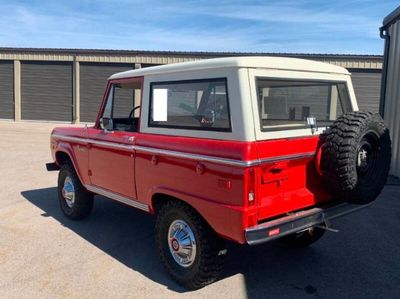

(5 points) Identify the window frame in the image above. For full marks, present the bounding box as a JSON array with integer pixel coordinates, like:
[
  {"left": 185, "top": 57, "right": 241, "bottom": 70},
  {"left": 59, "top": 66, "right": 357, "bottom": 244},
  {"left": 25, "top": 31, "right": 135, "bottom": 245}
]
[
  {"left": 255, "top": 77, "right": 352, "bottom": 132},
  {"left": 148, "top": 77, "right": 232, "bottom": 132},
  {"left": 95, "top": 77, "right": 144, "bottom": 131},
  {"left": 110, "top": 83, "right": 138, "bottom": 119}
]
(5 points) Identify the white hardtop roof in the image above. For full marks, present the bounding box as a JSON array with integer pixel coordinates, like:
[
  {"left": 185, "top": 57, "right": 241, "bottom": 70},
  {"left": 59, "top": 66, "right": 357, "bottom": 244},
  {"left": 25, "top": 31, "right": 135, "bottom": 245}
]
[{"left": 109, "top": 56, "right": 350, "bottom": 80}]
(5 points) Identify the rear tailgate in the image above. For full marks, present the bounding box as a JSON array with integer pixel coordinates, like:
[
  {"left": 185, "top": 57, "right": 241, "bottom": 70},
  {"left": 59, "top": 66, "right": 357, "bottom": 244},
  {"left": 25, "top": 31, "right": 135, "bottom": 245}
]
[{"left": 255, "top": 136, "right": 334, "bottom": 221}]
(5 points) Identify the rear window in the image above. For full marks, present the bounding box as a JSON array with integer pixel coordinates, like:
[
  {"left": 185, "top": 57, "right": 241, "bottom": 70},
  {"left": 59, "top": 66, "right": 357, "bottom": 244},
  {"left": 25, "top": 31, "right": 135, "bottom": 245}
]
[
  {"left": 149, "top": 78, "right": 231, "bottom": 131},
  {"left": 256, "top": 79, "right": 352, "bottom": 131}
]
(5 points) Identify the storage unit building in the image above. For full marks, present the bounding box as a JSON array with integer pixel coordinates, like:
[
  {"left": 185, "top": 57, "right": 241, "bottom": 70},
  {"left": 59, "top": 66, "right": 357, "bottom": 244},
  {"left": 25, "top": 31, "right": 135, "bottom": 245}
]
[
  {"left": 0, "top": 61, "right": 14, "bottom": 119},
  {"left": 0, "top": 48, "right": 383, "bottom": 125},
  {"left": 21, "top": 61, "right": 73, "bottom": 122},
  {"left": 80, "top": 63, "right": 135, "bottom": 122},
  {"left": 380, "top": 6, "right": 400, "bottom": 177},
  {"left": 348, "top": 69, "right": 382, "bottom": 112}
]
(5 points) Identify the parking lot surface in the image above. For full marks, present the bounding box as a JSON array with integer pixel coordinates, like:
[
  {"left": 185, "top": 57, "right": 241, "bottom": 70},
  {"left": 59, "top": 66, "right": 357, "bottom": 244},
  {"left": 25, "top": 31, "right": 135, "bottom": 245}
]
[{"left": 1, "top": 121, "right": 399, "bottom": 299}]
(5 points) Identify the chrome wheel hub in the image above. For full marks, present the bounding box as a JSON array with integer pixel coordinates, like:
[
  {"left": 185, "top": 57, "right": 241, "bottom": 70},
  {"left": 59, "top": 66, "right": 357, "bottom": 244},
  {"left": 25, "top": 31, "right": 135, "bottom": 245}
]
[
  {"left": 357, "top": 148, "right": 368, "bottom": 169},
  {"left": 62, "top": 176, "right": 75, "bottom": 208},
  {"left": 167, "top": 220, "right": 196, "bottom": 267},
  {"left": 356, "top": 132, "right": 379, "bottom": 179}
]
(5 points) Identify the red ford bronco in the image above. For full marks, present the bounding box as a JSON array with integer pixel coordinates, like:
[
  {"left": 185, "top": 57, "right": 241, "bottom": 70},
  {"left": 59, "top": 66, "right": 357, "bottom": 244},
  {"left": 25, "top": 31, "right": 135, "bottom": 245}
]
[{"left": 47, "top": 57, "right": 391, "bottom": 289}]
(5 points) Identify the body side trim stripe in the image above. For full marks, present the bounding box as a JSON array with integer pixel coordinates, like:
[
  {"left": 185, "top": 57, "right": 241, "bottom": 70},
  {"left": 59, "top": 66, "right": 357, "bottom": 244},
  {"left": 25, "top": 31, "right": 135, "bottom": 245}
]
[
  {"left": 53, "top": 134, "right": 134, "bottom": 151},
  {"left": 133, "top": 145, "right": 251, "bottom": 166},
  {"left": 52, "top": 134, "right": 315, "bottom": 167},
  {"left": 87, "top": 139, "right": 133, "bottom": 151},
  {"left": 258, "top": 152, "right": 315, "bottom": 164},
  {"left": 85, "top": 184, "right": 149, "bottom": 212}
]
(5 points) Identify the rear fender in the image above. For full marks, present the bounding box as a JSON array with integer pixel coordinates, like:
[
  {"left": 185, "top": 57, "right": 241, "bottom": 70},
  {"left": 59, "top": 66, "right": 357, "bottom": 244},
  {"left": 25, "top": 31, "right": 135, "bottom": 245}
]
[{"left": 148, "top": 186, "right": 241, "bottom": 242}]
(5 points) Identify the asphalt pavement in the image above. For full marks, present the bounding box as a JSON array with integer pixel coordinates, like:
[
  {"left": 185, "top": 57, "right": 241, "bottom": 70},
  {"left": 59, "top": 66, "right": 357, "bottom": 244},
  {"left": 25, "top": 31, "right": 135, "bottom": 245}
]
[{"left": 1, "top": 121, "right": 399, "bottom": 299}]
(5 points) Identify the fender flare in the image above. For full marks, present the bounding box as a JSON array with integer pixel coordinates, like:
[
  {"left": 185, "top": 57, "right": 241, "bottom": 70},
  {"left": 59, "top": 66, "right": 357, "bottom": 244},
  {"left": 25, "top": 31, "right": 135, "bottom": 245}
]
[
  {"left": 54, "top": 143, "right": 86, "bottom": 185},
  {"left": 147, "top": 186, "right": 236, "bottom": 241}
]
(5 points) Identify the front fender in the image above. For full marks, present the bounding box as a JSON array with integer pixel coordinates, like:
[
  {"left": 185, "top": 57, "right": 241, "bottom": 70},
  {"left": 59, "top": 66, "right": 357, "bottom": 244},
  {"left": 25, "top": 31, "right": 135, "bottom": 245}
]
[{"left": 54, "top": 142, "right": 88, "bottom": 186}]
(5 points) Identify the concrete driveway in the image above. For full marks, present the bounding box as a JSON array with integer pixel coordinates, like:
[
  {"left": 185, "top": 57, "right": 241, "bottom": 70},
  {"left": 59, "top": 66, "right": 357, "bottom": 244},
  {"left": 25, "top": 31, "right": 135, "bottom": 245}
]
[{"left": 1, "top": 121, "right": 399, "bottom": 299}]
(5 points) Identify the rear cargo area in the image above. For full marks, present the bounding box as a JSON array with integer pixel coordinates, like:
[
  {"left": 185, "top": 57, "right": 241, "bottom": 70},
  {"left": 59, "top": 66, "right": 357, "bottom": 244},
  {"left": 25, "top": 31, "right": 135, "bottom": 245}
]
[{"left": 254, "top": 136, "right": 335, "bottom": 221}]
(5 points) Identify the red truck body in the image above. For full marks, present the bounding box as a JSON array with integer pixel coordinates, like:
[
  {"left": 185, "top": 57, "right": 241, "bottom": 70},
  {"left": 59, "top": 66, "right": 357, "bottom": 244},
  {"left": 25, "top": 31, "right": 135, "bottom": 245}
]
[
  {"left": 48, "top": 57, "right": 390, "bottom": 289},
  {"left": 51, "top": 92, "right": 332, "bottom": 244}
]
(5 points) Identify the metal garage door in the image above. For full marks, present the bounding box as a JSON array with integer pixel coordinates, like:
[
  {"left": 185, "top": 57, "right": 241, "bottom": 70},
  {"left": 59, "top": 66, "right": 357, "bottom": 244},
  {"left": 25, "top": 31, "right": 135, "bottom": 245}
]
[
  {"left": 21, "top": 61, "right": 72, "bottom": 121},
  {"left": 0, "top": 61, "right": 14, "bottom": 119},
  {"left": 349, "top": 70, "right": 382, "bottom": 113},
  {"left": 80, "top": 63, "right": 134, "bottom": 122}
]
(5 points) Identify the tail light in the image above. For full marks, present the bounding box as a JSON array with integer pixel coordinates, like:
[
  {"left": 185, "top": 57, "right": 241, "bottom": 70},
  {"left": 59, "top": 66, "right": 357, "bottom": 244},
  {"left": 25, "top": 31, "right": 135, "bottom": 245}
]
[{"left": 246, "top": 168, "right": 256, "bottom": 206}]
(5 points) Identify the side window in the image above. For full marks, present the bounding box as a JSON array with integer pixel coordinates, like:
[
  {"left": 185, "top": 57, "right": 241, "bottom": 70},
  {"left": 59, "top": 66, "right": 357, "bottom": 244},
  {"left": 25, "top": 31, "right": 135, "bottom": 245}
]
[
  {"left": 103, "top": 87, "right": 114, "bottom": 119},
  {"left": 149, "top": 78, "right": 231, "bottom": 131},
  {"left": 112, "top": 85, "right": 135, "bottom": 118},
  {"left": 101, "top": 80, "right": 142, "bottom": 132},
  {"left": 256, "top": 79, "right": 352, "bottom": 131}
]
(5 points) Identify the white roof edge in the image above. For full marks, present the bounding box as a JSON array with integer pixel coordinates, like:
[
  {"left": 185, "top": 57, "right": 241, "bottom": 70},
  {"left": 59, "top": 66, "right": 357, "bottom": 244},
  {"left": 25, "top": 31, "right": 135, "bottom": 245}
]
[{"left": 109, "top": 56, "right": 350, "bottom": 80}]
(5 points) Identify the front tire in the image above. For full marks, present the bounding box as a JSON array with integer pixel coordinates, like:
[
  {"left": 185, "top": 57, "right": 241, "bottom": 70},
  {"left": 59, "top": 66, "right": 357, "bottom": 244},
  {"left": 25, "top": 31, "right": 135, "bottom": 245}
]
[
  {"left": 58, "top": 164, "right": 94, "bottom": 220},
  {"left": 155, "top": 201, "right": 226, "bottom": 290}
]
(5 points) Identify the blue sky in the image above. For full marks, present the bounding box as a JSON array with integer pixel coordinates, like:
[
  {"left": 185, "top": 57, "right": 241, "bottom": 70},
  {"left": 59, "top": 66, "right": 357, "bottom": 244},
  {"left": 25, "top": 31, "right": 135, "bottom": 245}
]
[{"left": 0, "top": 0, "right": 398, "bottom": 54}]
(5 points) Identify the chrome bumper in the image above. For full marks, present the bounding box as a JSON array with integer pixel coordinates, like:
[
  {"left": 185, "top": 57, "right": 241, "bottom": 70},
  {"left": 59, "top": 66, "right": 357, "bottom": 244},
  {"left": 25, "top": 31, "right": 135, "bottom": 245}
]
[{"left": 245, "top": 202, "right": 372, "bottom": 245}]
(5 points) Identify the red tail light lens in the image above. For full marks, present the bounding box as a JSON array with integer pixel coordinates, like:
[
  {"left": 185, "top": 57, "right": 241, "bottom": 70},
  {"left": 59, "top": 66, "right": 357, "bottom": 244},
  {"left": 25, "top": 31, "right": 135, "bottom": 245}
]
[{"left": 246, "top": 168, "right": 256, "bottom": 206}]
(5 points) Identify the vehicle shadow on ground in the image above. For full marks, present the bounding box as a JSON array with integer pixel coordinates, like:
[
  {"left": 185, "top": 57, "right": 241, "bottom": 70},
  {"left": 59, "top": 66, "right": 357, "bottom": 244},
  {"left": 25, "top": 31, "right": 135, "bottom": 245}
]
[{"left": 22, "top": 186, "right": 400, "bottom": 297}]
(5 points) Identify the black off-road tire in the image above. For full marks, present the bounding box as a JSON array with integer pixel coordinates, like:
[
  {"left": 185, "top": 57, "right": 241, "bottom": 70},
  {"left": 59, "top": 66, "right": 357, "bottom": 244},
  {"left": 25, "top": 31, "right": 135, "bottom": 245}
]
[
  {"left": 320, "top": 111, "right": 391, "bottom": 204},
  {"left": 279, "top": 227, "right": 325, "bottom": 248},
  {"left": 155, "top": 201, "right": 227, "bottom": 290},
  {"left": 58, "top": 164, "right": 94, "bottom": 220}
]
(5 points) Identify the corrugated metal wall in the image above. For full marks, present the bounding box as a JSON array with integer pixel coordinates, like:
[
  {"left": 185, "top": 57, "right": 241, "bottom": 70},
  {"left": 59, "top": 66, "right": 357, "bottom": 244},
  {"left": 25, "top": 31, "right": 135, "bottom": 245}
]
[
  {"left": 0, "top": 61, "right": 14, "bottom": 119},
  {"left": 383, "top": 20, "right": 400, "bottom": 177},
  {"left": 21, "top": 61, "right": 72, "bottom": 121},
  {"left": 80, "top": 63, "right": 134, "bottom": 122},
  {"left": 349, "top": 70, "right": 382, "bottom": 112}
]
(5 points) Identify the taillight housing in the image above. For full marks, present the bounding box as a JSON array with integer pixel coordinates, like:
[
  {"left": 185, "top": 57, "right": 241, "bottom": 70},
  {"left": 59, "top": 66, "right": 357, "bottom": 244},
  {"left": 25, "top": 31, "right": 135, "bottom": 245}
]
[{"left": 245, "top": 168, "right": 256, "bottom": 206}]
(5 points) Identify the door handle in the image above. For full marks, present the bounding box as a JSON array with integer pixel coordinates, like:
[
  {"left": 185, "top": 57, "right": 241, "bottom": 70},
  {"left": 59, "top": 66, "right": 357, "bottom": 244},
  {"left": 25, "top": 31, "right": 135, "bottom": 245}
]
[
  {"left": 269, "top": 162, "right": 288, "bottom": 173},
  {"left": 262, "top": 162, "right": 288, "bottom": 184},
  {"left": 270, "top": 167, "right": 283, "bottom": 174}
]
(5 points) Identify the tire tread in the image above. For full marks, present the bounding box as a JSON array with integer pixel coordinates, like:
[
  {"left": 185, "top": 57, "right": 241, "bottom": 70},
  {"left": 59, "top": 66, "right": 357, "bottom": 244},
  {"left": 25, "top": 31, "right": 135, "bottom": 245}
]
[
  {"left": 58, "top": 164, "right": 94, "bottom": 220},
  {"left": 320, "top": 111, "right": 391, "bottom": 204},
  {"left": 155, "top": 201, "right": 226, "bottom": 290}
]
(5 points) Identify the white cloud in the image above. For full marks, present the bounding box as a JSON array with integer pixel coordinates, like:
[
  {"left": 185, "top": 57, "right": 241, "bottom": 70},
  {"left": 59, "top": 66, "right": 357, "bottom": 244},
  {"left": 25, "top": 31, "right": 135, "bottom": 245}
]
[
  {"left": 0, "top": 1, "right": 390, "bottom": 54},
  {"left": 15, "top": 7, "right": 39, "bottom": 28}
]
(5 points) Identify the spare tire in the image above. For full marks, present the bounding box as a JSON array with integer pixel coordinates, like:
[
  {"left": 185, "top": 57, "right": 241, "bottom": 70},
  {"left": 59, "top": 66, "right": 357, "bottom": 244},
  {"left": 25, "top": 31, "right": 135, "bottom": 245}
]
[{"left": 320, "top": 111, "right": 391, "bottom": 204}]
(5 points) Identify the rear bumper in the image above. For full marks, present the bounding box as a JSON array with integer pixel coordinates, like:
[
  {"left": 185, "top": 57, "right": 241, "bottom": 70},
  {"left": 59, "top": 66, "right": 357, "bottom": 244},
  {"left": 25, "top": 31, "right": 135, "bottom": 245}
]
[{"left": 245, "top": 202, "right": 372, "bottom": 245}]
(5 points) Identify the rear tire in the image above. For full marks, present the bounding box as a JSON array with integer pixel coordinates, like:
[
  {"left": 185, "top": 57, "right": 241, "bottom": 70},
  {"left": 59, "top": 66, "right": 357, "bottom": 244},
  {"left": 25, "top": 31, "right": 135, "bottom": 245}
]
[
  {"left": 58, "top": 164, "right": 94, "bottom": 220},
  {"left": 155, "top": 201, "right": 226, "bottom": 290},
  {"left": 320, "top": 112, "right": 391, "bottom": 204},
  {"left": 279, "top": 227, "right": 325, "bottom": 248}
]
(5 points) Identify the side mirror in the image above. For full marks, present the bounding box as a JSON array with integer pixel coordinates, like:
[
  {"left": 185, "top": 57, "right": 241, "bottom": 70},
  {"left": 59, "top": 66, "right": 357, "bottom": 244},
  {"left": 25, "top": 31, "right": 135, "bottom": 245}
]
[{"left": 99, "top": 117, "right": 113, "bottom": 132}]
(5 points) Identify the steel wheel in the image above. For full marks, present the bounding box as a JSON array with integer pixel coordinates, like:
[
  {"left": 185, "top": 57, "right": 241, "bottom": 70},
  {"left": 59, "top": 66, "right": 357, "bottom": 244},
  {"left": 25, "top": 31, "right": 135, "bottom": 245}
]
[
  {"left": 168, "top": 219, "right": 197, "bottom": 267},
  {"left": 155, "top": 201, "right": 226, "bottom": 289},
  {"left": 356, "top": 131, "right": 379, "bottom": 184},
  {"left": 58, "top": 164, "right": 94, "bottom": 220},
  {"left": 62, "top": 176, "right": 75, "bottom": 208},
  {"left": 320, "top": 111, "right": 391, "bottom": 204}
]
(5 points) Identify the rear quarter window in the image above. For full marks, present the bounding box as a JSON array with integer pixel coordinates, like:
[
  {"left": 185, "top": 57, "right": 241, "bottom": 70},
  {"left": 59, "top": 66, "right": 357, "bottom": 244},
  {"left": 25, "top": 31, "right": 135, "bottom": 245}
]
[
  {"left": 149, "top": 78, "right": 231, "bottom": 132},
  {"left": 256, "top": 78, "right": 352, "bottom": 131}
]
